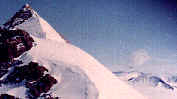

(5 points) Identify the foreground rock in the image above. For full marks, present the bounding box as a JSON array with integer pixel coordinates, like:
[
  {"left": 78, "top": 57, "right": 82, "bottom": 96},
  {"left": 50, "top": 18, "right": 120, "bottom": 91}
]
[
  {"left": 4, "top": 62, "right": 48, "bottom": 84},
  {"left": 0, "top": 28, "right": 34, "bottom": 62},
  {"left": 26, "top": 74, "right": 57, "bottom": 98},
  {"left": 0, "top": 28, "right": 58, "bottom": 98},
  {"left": 0, "top": 94, "right": 19, "bottom": 99}
]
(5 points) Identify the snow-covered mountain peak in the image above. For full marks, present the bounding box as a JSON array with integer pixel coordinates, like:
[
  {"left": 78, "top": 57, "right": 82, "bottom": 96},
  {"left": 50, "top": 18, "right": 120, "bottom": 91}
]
[
  {"left": 22, "top": 3, "right": 31, "bottom": 9},
  {"left": 3, "top": 4, "right": 35, "bottom": 29},
  {"left": 0, "top": 5, "right": 149, "bottom": 99},
  {"left": 21, "top": 3, "right": 32, "bottom": 12},
  {"left": 3, "top": 4, "right": 66, "bottom": 43}
]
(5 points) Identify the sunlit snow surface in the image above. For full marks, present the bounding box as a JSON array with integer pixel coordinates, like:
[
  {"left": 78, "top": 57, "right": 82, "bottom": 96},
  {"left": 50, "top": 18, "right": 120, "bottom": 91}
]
[
  {"left": 22, "top": 38, "right": 147, "bottom": 99},
  {"left": 13, "top": 9, "right": 66, "bottom": 43}
]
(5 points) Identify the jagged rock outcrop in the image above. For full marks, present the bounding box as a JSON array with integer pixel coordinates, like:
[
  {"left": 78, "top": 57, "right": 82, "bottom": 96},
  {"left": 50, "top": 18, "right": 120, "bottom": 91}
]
[
  {"left": 2, "top": 62, "right": 58, "bottom": 98},
  {"left": 0, "top": 25, "right": 58, "bottom": 98},
  {"left": 0, "top": 28, "right": 34, "bottom": 62},
  {"left": 26, "top": 74, "right": 57, "bottom": 98},
  {"left": 0, "top": 94, "right": 19, "bottom": 99},
  {"left": 4, "top": 62, "right": 48, "bottom": 84}
]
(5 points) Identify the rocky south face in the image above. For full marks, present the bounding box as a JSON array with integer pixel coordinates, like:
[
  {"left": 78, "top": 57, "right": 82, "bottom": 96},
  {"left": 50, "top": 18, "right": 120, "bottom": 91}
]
[{"left": 0, "top": 27, "right": 58, "bottom": 99}]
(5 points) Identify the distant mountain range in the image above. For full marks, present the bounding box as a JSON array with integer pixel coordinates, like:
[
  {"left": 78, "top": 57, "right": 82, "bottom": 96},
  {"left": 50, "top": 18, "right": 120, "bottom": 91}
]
[{"left": 113, "top": 70, "right": 177, "bottom": 99}]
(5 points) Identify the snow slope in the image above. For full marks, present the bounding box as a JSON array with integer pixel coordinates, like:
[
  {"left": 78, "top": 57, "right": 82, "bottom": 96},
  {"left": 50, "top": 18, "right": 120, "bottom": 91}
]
[
  {"left": 26, "top": 39, "right": 148, "bottom": 99},
  {"left": 1, "top": 4, "right": 148, "bottom": 99}
]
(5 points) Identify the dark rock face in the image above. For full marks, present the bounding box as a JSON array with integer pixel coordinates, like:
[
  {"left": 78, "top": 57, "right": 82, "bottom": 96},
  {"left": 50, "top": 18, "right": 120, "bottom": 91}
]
[
  {"left": 0, "top": 27, "right": 58, "bottom": 98},
  {"left": 4, "top": 62, "right": 48, "bottom": 84},
  {"left": 3, "top": 62, "right": 58, "bottom": 98},
  {"left": 0, "top": 94, "right": 19, "bottom": 99},
  {"left": 0, "top": 28, "right": 34, "bottom": 83},
  {"left": 26, "top": 74, "right": 57, "bottom": 98},
  {"left": 2, "top": 61, "right": 58, "bottom": 98},
  {"left": 0, "top": 28, "right": 34, "bottom": 62},
  {"left": 0, "top": 70, "right": 8, "bottom": 78},
  {"left": 0, "top": 61, "right": 15, "bottom": 78},
  {"left": 0, "top": 60, "right": 23, "bottom": 79}
]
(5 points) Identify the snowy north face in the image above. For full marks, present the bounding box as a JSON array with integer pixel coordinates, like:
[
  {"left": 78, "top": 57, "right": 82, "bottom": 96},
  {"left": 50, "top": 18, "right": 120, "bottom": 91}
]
[{"left": 0, "top": 4, "right": 148, "bottom": 99}]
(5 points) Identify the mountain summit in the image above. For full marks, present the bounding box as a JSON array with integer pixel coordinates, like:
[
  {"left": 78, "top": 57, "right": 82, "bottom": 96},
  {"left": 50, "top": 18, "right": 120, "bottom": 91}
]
[
  {"left": 4, "top": 4, "right": 34, "bottom": 29},
  {"left": 3, "top": 4, "right": 66, "bottom": 43},
  {"left": 0, "top": 4, "right": 148, "bottom": 99}
]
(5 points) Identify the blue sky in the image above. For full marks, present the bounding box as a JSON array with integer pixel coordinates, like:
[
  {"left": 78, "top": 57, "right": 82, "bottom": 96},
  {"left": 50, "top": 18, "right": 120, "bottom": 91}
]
[{"left": 1, "top": 0, "right": 177, "bottom": 74}]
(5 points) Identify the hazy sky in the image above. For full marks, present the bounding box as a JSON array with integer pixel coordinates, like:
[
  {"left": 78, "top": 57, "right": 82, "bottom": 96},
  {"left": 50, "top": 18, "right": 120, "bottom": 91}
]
[{"left": 1, "top": 0, "right": 177, "bottom": 74}]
